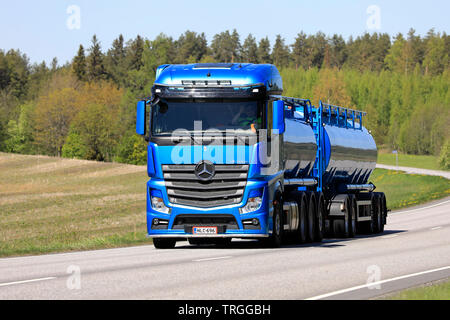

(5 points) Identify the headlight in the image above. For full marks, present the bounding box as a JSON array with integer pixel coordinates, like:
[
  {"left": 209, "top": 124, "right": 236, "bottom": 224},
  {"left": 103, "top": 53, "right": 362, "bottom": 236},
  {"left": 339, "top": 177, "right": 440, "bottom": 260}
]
[
  {"left": 151, "top": 196, "right": 171, "bottom": 214},
  {"left": 239, "top": 197, "right": 262, "bottom": 214}
]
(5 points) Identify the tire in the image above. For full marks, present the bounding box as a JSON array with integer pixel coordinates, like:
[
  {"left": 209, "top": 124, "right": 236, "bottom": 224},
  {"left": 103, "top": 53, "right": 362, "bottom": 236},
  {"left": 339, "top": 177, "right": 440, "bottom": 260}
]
[
  {"left": 348, "top": 194, "right": 357, "bottom": 238},
  {"left": 266, "top": 194, "right": 283, "bottom": 248},
  {"left": 374, "top": 195, "right": 383, "bottom": 233},
  {"left": 367, "top": 194, "right": 377, "bottom": 234},
  {"left": 295, "top": 191, "right": 307, "bottom": 243},
  {"left": 286, "top": 191, "right": 307, "bottom": 244},
  {"left": 153, "top": 238, "right": 176, "bottom": 249},
  {"left": 358, "top": 193, "right": 375, "bottom": 234},
  {"left": 306, "top": 192, "right": 316, "bottom": 242},
  {"left": 314, "top": 193, "right": 325, "bottom": 242},
  {"left": 375, "top": 192, "right": 386, "bottom": 232},
  {"left": 333, "top": 196, "right": 350, "bottom": 238}
]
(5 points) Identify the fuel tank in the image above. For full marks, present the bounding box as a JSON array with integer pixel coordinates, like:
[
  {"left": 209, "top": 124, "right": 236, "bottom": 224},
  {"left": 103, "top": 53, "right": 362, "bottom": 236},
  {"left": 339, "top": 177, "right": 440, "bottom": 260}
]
[
  {"left": 283, "top": 118, "right": 318, "bottom": 178},
  {"left": 283, "top": 117, "right": 377, "bottom": 186},
  {"left": 322, "top": 124, "right": 377, "bottom": 186}
]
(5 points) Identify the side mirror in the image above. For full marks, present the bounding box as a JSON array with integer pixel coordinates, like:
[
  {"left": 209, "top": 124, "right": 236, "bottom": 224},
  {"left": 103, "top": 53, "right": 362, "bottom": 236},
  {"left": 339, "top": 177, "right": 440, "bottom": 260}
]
[
  {"left": 136, "top": 100, "right": 146, "bottom": 135},
  {"left": 273, "top": 100, "right": 285, "bottom": 134}
]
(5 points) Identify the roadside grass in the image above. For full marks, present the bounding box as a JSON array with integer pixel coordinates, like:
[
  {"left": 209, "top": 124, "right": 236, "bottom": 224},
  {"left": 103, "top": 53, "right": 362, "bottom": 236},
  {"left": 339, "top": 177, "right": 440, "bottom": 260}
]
[
  {"left": 0, "top": 153, "right": 449, "bottom": 257},
  {"left": 0, "top": 152, "right": 150, "bottom": 258},
  {"left": 377, "top": 152, "right": 445, "bottom": 171},
  {"left": 370, "top": 169, "right": 450, "bottom": 210},
  {"left": 383, "top": 279, "right": 450, "bottom": 300}
]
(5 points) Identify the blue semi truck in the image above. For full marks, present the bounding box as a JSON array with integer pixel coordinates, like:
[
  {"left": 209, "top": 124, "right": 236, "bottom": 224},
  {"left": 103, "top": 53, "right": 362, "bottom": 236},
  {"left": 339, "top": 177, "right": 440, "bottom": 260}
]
[{"left": 136, "top": 63, "right": 387, "bottom": 248}]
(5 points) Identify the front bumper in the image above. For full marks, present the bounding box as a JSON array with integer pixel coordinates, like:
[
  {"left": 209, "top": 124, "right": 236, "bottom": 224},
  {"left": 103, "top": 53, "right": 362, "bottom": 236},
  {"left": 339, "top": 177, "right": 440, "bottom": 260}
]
[
  {"left": 146, "top": 179, "right": 270, "bottom": 238},
  {"left": 150, "top": 234, "right": 268, "bottom": 238}
]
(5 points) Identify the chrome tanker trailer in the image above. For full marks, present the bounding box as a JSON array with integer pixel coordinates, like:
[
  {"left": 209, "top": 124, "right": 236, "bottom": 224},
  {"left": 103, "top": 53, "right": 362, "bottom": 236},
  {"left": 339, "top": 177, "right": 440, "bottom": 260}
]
[{"left": 135, "top": 63, "right": 387, "bottom": 248}]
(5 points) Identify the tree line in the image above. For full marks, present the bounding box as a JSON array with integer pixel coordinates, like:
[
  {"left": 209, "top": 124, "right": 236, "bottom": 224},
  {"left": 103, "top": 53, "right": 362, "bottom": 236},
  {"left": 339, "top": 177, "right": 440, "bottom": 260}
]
[{"left": 0, "top": 29, "right": 448, "bottom": 168}]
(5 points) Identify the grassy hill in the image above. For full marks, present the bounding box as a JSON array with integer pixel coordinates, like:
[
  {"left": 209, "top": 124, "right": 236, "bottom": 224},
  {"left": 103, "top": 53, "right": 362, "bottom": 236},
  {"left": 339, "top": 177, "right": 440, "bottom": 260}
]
[
  {"left": 0, "top": 152, "right": 150, "bottom": 257},
  {"left": 377, "top": 152, "right": 446, "bottom": 171},
  {"left": 0, "top": 153, "right": 449, "bottom": 257}
]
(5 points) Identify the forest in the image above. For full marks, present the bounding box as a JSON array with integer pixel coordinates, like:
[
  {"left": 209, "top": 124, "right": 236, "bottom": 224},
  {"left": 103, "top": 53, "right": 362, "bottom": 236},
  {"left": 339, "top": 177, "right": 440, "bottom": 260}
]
[{"left": 0, "top": 29, "right": 448, "bottom": 168}]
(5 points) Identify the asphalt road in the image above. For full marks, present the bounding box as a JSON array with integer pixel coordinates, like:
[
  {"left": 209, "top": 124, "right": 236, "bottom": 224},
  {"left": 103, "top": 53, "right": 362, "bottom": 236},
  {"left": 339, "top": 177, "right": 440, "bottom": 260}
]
[
  {"left": 376, "top": 164, "right": 450, "bottom": 179},
  {"left": 0, "top": 197, "right": 449, "bottom": 300}
]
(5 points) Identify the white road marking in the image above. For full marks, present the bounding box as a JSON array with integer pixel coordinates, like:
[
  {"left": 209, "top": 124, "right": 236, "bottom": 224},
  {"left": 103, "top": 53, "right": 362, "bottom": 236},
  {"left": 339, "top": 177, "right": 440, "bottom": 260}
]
[
  {"left": 393, "top": 200, "right": 450, "bottom": 215},
  {"left": 305, "top": 265, "right": 450, "bottom": 300},
  {"left": 193, "top": 256, "right": 232, "bottom": 262},
  {"left": 0, "top": 277, "right": 57, "bottom": 287},
  {"left": 431, "top": 226, "right": 443, "bottom": 230}
]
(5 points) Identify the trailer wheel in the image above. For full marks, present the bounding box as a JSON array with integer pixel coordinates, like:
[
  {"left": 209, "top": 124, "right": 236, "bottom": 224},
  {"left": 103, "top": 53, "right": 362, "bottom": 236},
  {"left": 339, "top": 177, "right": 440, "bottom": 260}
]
[
  {"left": 357, "top": 193, "right": 376, "bottom": 234},
  {"left": 348, "top": 194, "right": 357, "bottom": 238},
  {"left": 288, "top": 191, "right": 307, "bottom": 243},
  {"left": 306, "top": 192, "right": 317, "bottom": 242},
  {"left": 381, "top": 193, "right": 387, "bottom": 225},
  {"left": 374, "top": 194, "right": 383, "bottom": 233},
  {"left": 153, "top": 238, "right": 176, "bottom": 249},
  {"left": 314, "top": 193, "right": 325, "bottom": 242},
  {"left": 374, "top": 192, "right": 387, "bottom": 231},
  {"left": 333, "top": 196, "right": 350, "bottom": 238}
]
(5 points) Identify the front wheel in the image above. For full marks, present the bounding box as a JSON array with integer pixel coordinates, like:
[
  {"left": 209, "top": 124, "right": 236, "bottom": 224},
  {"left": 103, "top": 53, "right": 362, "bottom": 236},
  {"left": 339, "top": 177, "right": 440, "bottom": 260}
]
[
  {"left": 153, "top": 238, "right": 176, "bottom": 249},
  {"left": 266, "top": 198, "right": 283, "bottom": 248}
]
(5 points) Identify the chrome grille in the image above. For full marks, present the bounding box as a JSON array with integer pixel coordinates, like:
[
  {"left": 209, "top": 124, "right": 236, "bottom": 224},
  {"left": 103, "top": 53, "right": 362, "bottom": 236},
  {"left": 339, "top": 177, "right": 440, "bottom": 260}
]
[{"left": 162, "top": 164, "right": 249, "bottom": 208}]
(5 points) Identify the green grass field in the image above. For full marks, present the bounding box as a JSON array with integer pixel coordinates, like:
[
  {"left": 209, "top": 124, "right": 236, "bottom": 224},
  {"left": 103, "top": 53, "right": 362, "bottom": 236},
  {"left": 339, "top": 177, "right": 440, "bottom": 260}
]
[
  {"left": 370, "top": 169, "right": 449, "bottom": 209},
  {"left": 0, "top": 152, "right": 151, "bottom": 257},
  {"left": 377, "top": 152, "right": 445, "bottom": 171},
  {"left": 0, "top": 152, "right": 449, "bottom": 257},
  {"left": 383, "top": 279, "right": 450, "bottom": 300}
]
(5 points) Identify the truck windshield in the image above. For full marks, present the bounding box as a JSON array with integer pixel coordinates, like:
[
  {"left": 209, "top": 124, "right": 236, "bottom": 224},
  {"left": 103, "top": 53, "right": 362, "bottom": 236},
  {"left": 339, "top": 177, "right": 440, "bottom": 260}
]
[{"left": 151, "top": 99, "right": 263, "bottom": 136}]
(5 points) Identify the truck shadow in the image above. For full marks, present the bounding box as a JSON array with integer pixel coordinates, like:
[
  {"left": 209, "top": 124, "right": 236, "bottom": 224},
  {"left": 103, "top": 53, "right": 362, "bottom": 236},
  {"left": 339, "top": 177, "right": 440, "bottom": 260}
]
[{"left": 174, "top": 229, "right": 406, "bottom": 250}]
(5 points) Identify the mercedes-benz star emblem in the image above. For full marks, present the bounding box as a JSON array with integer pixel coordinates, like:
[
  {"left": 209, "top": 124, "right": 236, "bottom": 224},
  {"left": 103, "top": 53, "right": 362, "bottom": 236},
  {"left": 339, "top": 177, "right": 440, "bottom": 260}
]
[{"left": 194, "top": 160, "right": 215, "bottom": 181}]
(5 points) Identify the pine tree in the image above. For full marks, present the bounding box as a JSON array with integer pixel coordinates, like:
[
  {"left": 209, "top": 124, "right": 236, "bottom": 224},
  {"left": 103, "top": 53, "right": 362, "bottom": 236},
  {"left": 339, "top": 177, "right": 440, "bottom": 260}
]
[
  {"left": 73, "top": 45, "right": 86, "bottom": 81},
  {"left": 327, "top": 34, "right": 347, "bottom": 68},
  {"left": 242, "top": 34, "right": 258, "bottom": 63},
  {"left": 175, "top": 31, "right": 208, "bottom": 63},
  {"left": 106, "top": 34, "right": 127, "bottom": 85},
  {"left": 87, "top": 35, "right": 106, "bottom": 81},
  {"left": 51, "top": 57, "right": 58, "bottom": 71},
  {"left": 127, "top": 35, "right": 144, "bottom": 70},
  {"left": 211, "top": 30, "right": 241, "bottom": 63},
  {"left": 384, "top": 33, "right": 407, "bottom": 74},
  {"left": 230, "top": 30, "right": 241, "bottom": 62},
  {"left": 291, "top": 32, "right": 308, "bottom": 69},
  {"left": 304, "top": 32, "right": 327, "bottom": 69},
  {"left": 257, "top": 37, "right": 272, "bottom": 64},
  {"left": 423, "top": 30, "right": 448, "bottom": 75},
  {"left": 272, "top": 35, "right": 290, "bottom": 68}
]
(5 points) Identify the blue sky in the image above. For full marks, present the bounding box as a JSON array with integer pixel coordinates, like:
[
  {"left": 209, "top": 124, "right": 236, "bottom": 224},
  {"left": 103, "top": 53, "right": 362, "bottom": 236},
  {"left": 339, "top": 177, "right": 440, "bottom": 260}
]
[{"left": 1, "top": 0, "right": 449, "bottom": 65}]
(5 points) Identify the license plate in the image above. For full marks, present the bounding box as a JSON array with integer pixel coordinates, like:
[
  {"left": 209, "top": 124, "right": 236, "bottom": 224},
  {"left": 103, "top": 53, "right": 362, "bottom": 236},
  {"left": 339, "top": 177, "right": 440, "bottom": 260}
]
[{"left": 192, "top": 226, "right": 218, "bottom": 235}]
